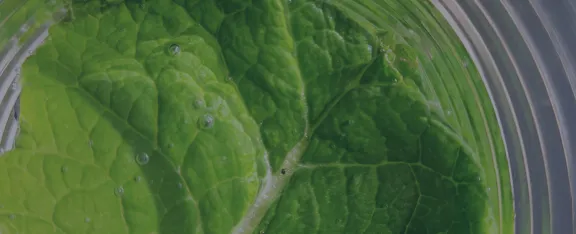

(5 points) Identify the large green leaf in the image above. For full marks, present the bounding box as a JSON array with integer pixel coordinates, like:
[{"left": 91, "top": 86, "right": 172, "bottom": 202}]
[{"left": 0, "top": 0, "right": 507, "bottom": 233}]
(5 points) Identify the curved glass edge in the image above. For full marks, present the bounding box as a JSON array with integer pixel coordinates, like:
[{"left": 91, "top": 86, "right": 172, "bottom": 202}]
[
  {"left": 432, "top": 0, "right": 576, "bottom": 233},
  {"left": 0, "top": 0, "right": 66, "bottom": 152}
]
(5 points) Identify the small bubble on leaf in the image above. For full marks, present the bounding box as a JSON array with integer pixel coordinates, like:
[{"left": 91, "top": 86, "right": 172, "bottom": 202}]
[
  {"left": 178, "top": 183, "right": 183, "bottom": 189},
  {"left": 84, "top": 217, "right": 91, "bottom": 223},
  {"left": 135, "top": 152, "right": 150, "bottom": 165},
  {"left": 168, "top": 44, "right": 181, "bottom": 56},
  {"left": 198, "top": 114, "right": 215, "bottom": 129},
  {"left": 135, "top": 176, "right": 141, "bottom": 182},
  {"left": 8, "top": 214, "right": 15, "bottom": 220},
  {"left": 114, "top": 186, "right": 125, "bottom": 197},
  {"left": 61, "top": 166, "right": 68, "bottom": 173},
  {"left": 193, "top": 99, "right": 205, "bottom": 109}
]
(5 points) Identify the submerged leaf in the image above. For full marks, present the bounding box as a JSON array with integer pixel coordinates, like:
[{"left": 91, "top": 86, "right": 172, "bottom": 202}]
[{"left": 0, "top": 0, "right": 509, "bottom": 233}]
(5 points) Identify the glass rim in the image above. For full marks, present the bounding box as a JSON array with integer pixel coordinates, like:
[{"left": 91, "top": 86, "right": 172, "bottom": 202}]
[{"left": 433, "top": 0, "right": 576, "bottom": 233}]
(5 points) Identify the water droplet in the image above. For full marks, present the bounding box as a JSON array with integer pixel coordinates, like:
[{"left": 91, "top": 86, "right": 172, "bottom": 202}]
[
  {"left": 198, "top": 114, "right": 215, "bottom": 129},
  {"left": 84, "top": 217, "right": 91, "bottom": 223},
  {"left": 10, "top": 81, "right": 18, "bottom": 90},
  {"left": 487, "top": 187, "right": 491, "bottom": 192},
  {"left": 193, "top": 99, "right": 205, "bottom": 109},
  {"left": 168, "top": 44, "right": 181, "bottom": 56},
  {"left": 19, "top": 25, "right": 29, "bottom": 33},
  {"left": 114, "top": 186, "right": 125, "bottom": 197},
  {"left": 61, "top": 166, "right": 68, "bottom": 173},
  {"left": 463, "top": 61, "right": 468, "bottom": 68},
  {"left": 135, "top": 152, "right": 150, "bottom": 165},
  {"left": 367, "top": 45, "right": 373, "bottom": 54},
  {"left": 89, "top": 140, "right": 93, "bottom": 147},
  {"left": 178, "top": 183, "right": 183, "bottom": 189},
  {"left": 447, "top": 110, "right": 453, "bottom": 116},
  {"left": 135, "top": 176, "right": 141, "bottom": 182},
  {"left": 393, "top": 78, "right": 398, "bottom": 83},
  {"left": 477, "top": 176, "right": 481, "bottom": 181},
  {"left": 8, "top": 214, "right": 15, "bottom": 220}
]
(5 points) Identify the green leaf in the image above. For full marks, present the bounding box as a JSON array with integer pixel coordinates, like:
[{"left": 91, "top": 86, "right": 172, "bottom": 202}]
[{"left": 0, "top": 0, "right": 509, "bottom": 233}]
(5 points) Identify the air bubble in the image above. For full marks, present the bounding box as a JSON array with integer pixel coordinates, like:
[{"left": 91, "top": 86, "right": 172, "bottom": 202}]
[
  {"left": 84, "top": 217, "right": 91, "bottom": 223},
  {"left": 10, "top": 81, "right": 18, "bottom": 90},
  {"left": 168, "top": 44, "right": 181, "bottom": 56},
  {"left": 135, "top": 176, "right": 142, "bottom": 182},
  {"left": 198, "top": 114, "right": 215, "bottom": 129},
  {"left": 193, "top": 99, "right": 205, "bottom": 109},
  {"left": 135, "top": 152, "right": 150, "bottom": 165},
  {"left": 178, "top": 183, "right": 183, "bottom": 189},
  {"left": 61, "top": 166, "right": 68, "bottom": 173},
  {"left": 8, "top": 214, "right": 15, "bottom": 220},
  {"left": 114, "top": 186, "right": 125, "bottom": 197}
]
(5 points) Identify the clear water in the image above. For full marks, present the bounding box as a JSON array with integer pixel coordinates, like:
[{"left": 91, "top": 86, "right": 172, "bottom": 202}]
[{"left": 0, "top": 0, "right": 512, "bottom": 233}]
